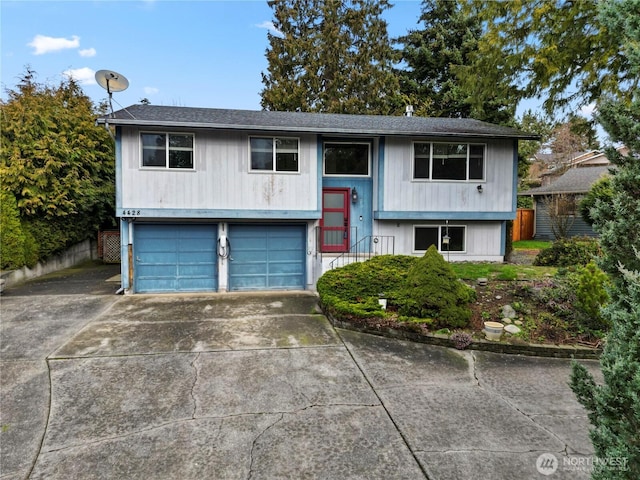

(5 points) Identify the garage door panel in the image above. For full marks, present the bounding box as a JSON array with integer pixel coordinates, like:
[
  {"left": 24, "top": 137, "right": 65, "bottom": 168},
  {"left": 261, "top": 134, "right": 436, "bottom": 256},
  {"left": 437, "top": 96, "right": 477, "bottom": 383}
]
[
  {"left": 269, "top": 275, "right": 302, "bottom": 288},
  {"left": 232, "top": 263, "right": 268, "bottom": 275},
  {"left": 229, "top": 225, "right": 305, "bottom": 291},
  {"left": 134, "top": 224, "right": 217, "bottom": 293},
  {"left": 270, "top": 262, "right": 304, "bottom": 274}
]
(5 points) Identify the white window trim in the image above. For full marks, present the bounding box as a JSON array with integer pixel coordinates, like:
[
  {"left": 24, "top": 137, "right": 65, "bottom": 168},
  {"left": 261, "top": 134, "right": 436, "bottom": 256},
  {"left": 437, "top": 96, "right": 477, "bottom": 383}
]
[
  {"left": 249, "top": 136, "right": 301, "bottom": 174},
  {"left": 411, "top": 141, "right": 485, "bottom": 182},
  {"left": 140, "top": 131, "right": 195, "bottom": 170},
  {"left": 323, "top": 141, "right": 372, "bottom": 177},
  {"left": 413, "top": 224, "right": 467, "bottom": 254}
]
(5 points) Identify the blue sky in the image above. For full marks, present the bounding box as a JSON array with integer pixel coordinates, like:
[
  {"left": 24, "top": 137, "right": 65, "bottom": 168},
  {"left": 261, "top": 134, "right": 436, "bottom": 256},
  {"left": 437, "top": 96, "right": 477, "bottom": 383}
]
[{"left": 2, "top": 0, "right": 431, "bottom": 112}]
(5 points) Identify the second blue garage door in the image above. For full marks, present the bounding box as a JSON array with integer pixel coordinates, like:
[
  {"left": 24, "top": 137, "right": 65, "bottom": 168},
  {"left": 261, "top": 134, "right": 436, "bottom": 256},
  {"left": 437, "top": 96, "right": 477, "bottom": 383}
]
[{"left": 228, "top": 224, "right": 306, "bottom": 291}]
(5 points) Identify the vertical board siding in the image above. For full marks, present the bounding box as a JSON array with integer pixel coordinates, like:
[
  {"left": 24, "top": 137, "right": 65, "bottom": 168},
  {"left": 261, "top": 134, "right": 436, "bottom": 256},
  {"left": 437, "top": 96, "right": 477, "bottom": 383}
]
[
  {"left": 534, "top": 200, "right": 597, "bottom": 240},
  {"left": 121, "top": 128, "right": 318, "bottom": 212},
  {"left": 381, "top": 137, "right": 515, "bottom": 214}
]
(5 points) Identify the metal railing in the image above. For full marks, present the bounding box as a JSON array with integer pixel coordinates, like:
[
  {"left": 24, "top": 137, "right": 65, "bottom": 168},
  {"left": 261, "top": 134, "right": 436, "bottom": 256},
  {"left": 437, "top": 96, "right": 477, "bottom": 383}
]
[{"left": 328, "top": 235, "right": 395, "bottom": 270}]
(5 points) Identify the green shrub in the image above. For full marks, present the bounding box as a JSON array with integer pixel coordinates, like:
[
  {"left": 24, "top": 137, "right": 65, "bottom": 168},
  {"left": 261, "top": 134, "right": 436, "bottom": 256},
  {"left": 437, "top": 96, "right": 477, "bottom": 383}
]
[
  {"left": 22, "top": 214, "right": 98, "bottom": 261},
  {"left": 395, "top": 246, "right": 476, "bottom": 329},
  {"left": 532, "top": 267, "right": 610, "bottom": 337},
  {"left": 0, "top": 190, "right": 26, "bottom": 270},
  {"left": 21, "top": 225, "right": 39, "bottom": 268},
  {"left": 316, "top": 255, "right": 416, "bottom": 318},
  {"left": 574, "top": 261, "right": 610, "bottom": 332},
  {"left": 533, "top": 237, "right": 601, "bottom": 267}
]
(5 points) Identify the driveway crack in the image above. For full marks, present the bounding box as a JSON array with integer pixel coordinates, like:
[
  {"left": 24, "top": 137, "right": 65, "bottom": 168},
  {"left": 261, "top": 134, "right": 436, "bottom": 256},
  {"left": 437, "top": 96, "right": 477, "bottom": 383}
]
[
  {"left": 26, "top": 358, "right": 53, "bottom": 479},
  {"left": 190, "top": 353, "right": 201, "bottom": 419},
  {"left": 247, "top": 413, "right": 284, "bottom": 480}
]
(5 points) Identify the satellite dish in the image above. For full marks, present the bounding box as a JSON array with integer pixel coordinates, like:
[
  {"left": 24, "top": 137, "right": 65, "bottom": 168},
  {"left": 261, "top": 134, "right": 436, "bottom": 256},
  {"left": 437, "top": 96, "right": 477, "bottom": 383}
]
[{"left": 95, "top": 70, "right": 129, "bottom": 93}]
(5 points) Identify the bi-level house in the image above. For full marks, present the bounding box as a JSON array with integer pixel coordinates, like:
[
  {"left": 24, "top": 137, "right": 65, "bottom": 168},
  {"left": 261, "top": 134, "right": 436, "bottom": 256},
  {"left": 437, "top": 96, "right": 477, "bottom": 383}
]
[{"left": 99, "top": 105, "right": 536, "bottom": 294}]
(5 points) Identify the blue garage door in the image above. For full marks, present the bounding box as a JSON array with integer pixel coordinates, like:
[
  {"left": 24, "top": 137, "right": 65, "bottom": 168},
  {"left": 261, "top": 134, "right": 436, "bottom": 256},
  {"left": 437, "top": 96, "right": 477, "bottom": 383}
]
[
  {"left": 134, "top": 224, "right": 217, "bottom": 293},
  {"left": 229, "top": 225, "right": 306, "bottom": 291}
]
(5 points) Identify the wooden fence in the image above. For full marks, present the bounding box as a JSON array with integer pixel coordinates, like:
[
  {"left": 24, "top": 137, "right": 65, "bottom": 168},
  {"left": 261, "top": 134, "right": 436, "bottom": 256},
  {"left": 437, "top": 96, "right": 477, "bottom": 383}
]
[{"left": 513, "top": 209, "right": 535, "bottom": 241}]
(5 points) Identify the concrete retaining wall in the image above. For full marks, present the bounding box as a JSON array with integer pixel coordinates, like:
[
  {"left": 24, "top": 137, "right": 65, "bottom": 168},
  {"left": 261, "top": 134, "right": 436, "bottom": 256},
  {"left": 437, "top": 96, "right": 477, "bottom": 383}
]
[{"left": 1, "top": 239, "right": 99, "bottom": 288}]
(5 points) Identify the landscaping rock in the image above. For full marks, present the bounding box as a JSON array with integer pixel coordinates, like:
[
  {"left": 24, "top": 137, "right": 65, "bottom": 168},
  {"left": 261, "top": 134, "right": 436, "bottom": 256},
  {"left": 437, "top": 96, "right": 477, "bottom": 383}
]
[
  {"left": 515, "top": 320, "right": 523, "bottom": 326},
  {"left": 504, "top": 324, "right": 521, "bottom": 335},
  {"left": 502, "top": 318, "right": 513, "bottom": 324},
  {"left": 501, "top": 305, "right": 517, "bottom": 319},
  {"left": 477, "top": 277, "right": 488, "bottom": 286}
]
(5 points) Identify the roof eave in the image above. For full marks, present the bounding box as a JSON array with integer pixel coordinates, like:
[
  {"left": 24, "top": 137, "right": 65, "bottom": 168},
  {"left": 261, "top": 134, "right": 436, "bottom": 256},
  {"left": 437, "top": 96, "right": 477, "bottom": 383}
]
[{"left": 96, "top": 117, "right": 540, "bottom": 140}]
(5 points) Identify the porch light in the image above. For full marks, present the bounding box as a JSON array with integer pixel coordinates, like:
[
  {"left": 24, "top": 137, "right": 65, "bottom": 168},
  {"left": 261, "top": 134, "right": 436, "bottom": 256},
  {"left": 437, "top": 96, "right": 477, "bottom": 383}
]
[
  {"left": 351, "top": 187, "right": 358, "bottom": 203},
  {"left": 477, "top": 185, "right": 483, "bottom": 193}
]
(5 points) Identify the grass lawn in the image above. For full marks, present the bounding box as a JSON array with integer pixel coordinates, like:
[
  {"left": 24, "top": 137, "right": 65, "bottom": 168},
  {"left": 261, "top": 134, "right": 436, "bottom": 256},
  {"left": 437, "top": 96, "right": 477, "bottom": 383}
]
[
  {"left": 450, "top": 262, "right": 556, "bottom": 281},
  {"left": 513, "top": 240, "right": 552, "bottom": 250}
]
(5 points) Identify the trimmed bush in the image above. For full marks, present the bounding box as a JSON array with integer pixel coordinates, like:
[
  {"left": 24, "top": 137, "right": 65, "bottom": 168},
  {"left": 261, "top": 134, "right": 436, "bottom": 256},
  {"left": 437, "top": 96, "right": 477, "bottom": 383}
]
[
  {"left": 316, "top": 255, "right": 415, "bottom": 318},
  {"left": 533, "top": 237, "right": 601, "bottom": 267},
  {"left": 394, "top": 246, "right": 476, "bottom": 329}
]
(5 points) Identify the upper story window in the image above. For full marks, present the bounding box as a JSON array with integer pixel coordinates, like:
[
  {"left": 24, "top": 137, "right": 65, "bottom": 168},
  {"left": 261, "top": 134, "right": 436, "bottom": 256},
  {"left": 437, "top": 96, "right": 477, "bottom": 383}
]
[
  {"left": 250, "top": 137, "right": 299, "bottom": 172},
  {"left": 141, "top": 133, "right": 194, "bottom": 169},
  {"left": 413, "top": 142, "right": 484, "bottom": 181},
  {"left": 324, "top": 143, "right": 370, "bottom": 176}
]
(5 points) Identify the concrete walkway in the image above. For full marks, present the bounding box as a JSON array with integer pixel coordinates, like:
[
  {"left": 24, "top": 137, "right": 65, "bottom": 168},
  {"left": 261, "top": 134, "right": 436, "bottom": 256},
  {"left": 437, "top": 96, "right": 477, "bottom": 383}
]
[{"left": 1, "top": 264, "right": 601, "bottom": 479}]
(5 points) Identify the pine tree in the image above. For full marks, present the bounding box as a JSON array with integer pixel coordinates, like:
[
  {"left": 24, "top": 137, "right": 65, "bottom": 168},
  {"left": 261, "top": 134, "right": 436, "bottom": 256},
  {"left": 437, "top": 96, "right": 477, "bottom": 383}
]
[
  {"left": 397, "top": 0, "right": 514, "bottom": 124},
  {"left": 569, "top": 2, "right": 640, "bottom": 475},
  {"left": 261, "top": 0, "right": 401, "bottom": 115},
  {"left": 569, "top": 125, "right": 640, "bottom": 474}
]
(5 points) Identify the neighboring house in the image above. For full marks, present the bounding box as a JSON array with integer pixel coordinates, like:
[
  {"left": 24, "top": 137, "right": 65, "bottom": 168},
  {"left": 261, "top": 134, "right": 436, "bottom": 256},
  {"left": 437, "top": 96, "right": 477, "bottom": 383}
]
[
  {"left": 535, "top": 150, "right": 611, "bottom": 186},
  {"left": 519, "top": 165, "right": 612, "bottom": 240},
  {"left": 99, "top": 105, "right": 536, "bottom": 293}
]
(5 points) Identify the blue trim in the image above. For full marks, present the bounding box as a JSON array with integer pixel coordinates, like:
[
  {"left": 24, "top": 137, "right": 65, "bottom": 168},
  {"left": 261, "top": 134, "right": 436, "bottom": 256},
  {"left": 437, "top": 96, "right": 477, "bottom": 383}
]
[
  {"left": 500, "top": 221, "right": 506, "bottom": 255},
  {"left": 317, "top": 135, "right": 324, "bottom": 211},
  {"left": 115, "top": 127, "right": 122, "bottom": 209},
  {"left": 377, "top": 137, "right": 385, "bottom": 211},
  {"left": 374, "top": 211, "right": 516, "bottom": 221},
  {"left": 512, "top": 139, "right": 519, "bottom": 212},
  {"left": 119, "top": 208, "right": 321, "bottom": 219}
]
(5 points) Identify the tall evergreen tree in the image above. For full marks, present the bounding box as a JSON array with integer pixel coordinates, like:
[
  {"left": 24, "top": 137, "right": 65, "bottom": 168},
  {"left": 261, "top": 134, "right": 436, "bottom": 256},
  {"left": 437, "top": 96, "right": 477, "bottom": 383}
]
[
  {"left": 459, "top": 0, "right": 634, "bottom": 116},
  {"left": 261, "top": 0, "right": 401, "bottom": 114},
  {"left": 569, "top": 2, "right": 640, "bottom": 479},
  {"left": 0, "top": 68, "right": 115, "bottom": 261},
  {"left": 397, "top": 0, "right": 514, "bottom": 124}
]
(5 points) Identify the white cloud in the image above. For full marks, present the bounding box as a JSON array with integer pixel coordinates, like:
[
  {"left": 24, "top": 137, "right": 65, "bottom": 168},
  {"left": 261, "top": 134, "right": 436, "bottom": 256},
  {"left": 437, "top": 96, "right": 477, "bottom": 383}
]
[
  {"left": 79, "top": 48, "right": 96, "bottom": 58},
  {"left": 143, "top": 86, "right": 159, "bottom": 95},
  {"left": 28, "top": 34, "right": 80, "bottom": 55},
  {"left": 255, "top": 21, "right": 283, "bottom": 38},
  {"left": 63, "top": 67, "right": 96, "bottom": 85}
]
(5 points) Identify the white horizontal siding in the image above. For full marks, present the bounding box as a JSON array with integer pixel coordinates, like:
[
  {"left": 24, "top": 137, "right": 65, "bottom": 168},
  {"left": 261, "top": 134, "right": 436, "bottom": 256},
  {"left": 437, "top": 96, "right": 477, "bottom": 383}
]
[
  {"left": 120, "top": 128, "right": 318, "bottom": 212},
  {"left": 382, "top": 137, "right": 515, "bottom": 213}
]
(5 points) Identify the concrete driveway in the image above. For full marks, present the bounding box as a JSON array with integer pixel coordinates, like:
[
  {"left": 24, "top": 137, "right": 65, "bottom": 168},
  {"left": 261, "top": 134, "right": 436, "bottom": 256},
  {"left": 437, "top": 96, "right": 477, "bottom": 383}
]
[{"left": 1, "top": 263, "right": 602, "bottom": 479}]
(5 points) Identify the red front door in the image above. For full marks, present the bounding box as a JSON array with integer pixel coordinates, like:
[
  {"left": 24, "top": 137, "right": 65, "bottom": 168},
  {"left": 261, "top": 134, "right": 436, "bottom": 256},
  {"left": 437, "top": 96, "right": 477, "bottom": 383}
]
[{"left": 321, "top": 188, "right": 350, "bottom": 252}]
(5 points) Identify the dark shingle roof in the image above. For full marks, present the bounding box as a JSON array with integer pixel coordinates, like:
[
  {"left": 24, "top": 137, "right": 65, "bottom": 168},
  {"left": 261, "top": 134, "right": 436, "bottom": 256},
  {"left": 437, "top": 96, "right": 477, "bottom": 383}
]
[
  {"left": 520, "top": 166, "right": 612, "bottom": 196},
  {"left": 99, "top": 104, "right": 539, "bottom": 139}
]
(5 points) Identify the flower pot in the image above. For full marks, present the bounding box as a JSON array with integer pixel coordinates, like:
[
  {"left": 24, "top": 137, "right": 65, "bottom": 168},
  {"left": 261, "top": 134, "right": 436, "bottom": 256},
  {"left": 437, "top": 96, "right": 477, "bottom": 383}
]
[{"left": 483, "top": 321, "right": 504, "bottom": 341}]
